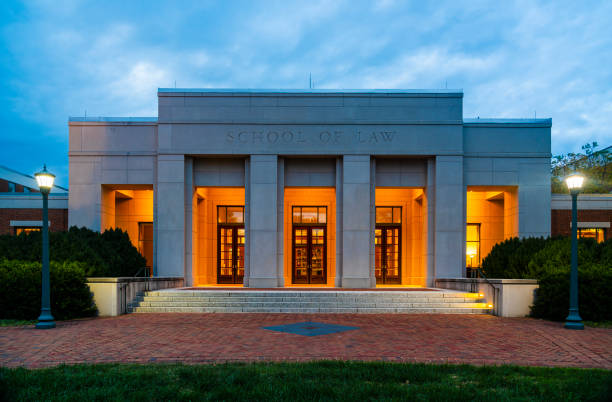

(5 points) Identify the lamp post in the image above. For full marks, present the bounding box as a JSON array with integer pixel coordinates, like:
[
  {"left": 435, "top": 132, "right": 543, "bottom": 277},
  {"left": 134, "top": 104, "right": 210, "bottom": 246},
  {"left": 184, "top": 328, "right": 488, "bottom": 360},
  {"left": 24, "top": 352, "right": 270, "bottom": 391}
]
[
  {"left": 34, "top": 165, "right": 56, "bottom": 329},
  {"left": 564, "top": 173, "right": 584, "bottom": 330}
]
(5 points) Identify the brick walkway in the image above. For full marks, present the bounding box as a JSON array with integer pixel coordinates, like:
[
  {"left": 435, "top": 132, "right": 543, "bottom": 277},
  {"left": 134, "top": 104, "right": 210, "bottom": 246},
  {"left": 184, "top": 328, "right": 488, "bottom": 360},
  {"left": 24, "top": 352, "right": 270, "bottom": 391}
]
[{"left": 1, "top": 314, "right": 611, "bottom": 369}]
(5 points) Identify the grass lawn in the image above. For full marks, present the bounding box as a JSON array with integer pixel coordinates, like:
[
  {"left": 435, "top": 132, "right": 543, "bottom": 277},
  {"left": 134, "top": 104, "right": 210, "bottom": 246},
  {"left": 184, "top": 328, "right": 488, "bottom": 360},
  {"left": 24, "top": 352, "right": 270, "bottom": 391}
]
[
  {"left": 0, "top": 319, "right": 36, "bottom": 327},
  {"left": 1, "top": 362, "right": 610, "bottom": 401},
  {"left": 584, "top": 321, "right": 612, "bottom": 328}
]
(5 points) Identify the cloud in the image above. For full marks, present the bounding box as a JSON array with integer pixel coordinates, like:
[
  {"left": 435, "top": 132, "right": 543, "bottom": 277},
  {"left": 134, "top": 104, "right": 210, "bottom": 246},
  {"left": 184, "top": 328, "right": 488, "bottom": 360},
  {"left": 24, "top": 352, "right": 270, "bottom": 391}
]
[{"left": 1, "top": 0, "right": 611, "bottom": 179}]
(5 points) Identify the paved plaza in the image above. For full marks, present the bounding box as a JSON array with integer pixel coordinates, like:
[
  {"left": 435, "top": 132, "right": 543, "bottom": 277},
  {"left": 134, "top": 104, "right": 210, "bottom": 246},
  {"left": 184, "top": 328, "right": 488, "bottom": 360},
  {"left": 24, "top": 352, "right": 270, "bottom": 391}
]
[{"left": 1, "top": 314, "right": 611, "bottom": 369}]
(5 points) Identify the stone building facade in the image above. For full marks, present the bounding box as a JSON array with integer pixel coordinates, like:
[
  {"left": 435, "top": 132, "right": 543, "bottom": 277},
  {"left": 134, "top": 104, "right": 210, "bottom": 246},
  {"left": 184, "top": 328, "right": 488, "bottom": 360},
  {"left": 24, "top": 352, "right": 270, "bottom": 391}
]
[{"left": 68, "top": 89, "right": 552, "bottom": 287}]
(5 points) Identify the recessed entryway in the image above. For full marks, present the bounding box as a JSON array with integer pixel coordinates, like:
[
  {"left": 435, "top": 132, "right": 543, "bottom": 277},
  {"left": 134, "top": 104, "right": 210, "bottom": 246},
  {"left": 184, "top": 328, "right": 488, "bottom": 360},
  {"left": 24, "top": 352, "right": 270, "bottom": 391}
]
[
  {"left": 284, "top": 188, "right": 336, "bottom": 286},
  {"left": 292, "top": 206, "right": 327, "bottom": 284},
  {"left": 192, "top": 187, "right": 245, "bottom": 286}
]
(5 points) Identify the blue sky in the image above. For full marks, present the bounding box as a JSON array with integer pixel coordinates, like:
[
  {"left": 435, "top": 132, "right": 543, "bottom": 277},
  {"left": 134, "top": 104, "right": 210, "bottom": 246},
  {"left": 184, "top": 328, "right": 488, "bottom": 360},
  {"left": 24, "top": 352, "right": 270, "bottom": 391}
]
[{"left": 1, "top": 0, "right": 611, "bottom": 187}]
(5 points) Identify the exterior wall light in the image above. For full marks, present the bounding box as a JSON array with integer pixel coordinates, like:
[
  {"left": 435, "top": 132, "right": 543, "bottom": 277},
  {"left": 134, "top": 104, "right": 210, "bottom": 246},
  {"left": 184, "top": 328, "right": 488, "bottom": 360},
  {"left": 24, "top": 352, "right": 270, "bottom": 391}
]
[
  {"left": 34, "top": 165, "right": 56, "bottom": 329},
  {"left": 564, "top": 173, "right": 584, "bottom": 330}
]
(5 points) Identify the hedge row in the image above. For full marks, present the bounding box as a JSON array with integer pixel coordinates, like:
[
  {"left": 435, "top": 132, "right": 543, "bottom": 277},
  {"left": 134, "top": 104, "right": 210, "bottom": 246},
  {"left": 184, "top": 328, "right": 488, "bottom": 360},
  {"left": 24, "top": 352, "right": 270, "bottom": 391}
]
[
  {"left": 482, "top": 236, "right": 612, "bottom": 321},
  {"left": 0, "top": 226, "right": 146, "bottom": 277},
  {"left": 0, "top": 259, "right": 97, "bottom": 320},
  {"left": 530, "top": 265, "right": 612, "bottom": 321}
]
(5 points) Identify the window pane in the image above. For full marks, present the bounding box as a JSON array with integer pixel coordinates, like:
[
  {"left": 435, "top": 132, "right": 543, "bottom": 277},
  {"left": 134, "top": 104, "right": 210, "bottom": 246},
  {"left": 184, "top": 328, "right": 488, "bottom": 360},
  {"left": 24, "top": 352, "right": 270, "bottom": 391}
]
[
  {"left": 16, "top": 227, "right": 40, "bottom": 235},
  {"left": 217, "top": 207, "right": 226, "bottom": 223},
  {"left": 227, "top": 207, "right": 244, "bottom": 223},
  {"left": 318, "top": 207, "right": 327, "bottom": 224},
  {"left": 466, "top": 242, "right": 480, "bottom": 267},
  {"left": 579, "top": 228, "right": 606, "bottom": 243},
  {"left": 302, "top": 207, "right": 318, "bottom": 223},
  {"left": 292, "top": 207, "right": 301, "bottom": 223},
  {"left": 376, "top": 207, "right": 392, "bottom": 223},
  {"left": 466, "top": 224, "right": 479, "bottom": 242},
  {"left": 393, "top": 207, "right": 401, "bottom": 223}
]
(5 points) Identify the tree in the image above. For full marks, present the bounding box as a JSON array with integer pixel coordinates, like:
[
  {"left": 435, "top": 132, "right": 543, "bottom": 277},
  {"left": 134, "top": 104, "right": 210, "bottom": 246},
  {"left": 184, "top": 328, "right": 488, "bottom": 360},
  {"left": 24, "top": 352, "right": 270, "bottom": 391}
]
[{"left": 551, "top": 142, "right": 611, "bottom": 193}]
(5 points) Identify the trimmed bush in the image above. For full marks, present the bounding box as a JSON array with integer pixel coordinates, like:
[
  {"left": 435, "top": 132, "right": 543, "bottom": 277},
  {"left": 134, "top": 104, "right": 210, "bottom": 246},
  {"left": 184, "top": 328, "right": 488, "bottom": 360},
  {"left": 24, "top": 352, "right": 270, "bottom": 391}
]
[
  {"left": 526, "top": 237, "right": 602, "bottom": 277},
  {"left": 482, "top": 236, "right": 612, "bottom": 321},
  {"left": 482, "top": 237, "right": 550, "bottom": 279},
  {"left": 0, "top": 259, "right": 97, "bottom": 320},
  {"left": 530, "top": 265, "right": 612, "bottom": 321},
  {"left": 0, "top": 226, "right": 146, "bottom": 277}
]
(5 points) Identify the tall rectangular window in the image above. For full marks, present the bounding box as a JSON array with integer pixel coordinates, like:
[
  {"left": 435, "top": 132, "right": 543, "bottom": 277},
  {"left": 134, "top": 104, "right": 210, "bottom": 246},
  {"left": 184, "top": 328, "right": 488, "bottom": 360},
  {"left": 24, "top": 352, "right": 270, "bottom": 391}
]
[{"left": 466, "top": 223, "right": 481, "bottom": 273}]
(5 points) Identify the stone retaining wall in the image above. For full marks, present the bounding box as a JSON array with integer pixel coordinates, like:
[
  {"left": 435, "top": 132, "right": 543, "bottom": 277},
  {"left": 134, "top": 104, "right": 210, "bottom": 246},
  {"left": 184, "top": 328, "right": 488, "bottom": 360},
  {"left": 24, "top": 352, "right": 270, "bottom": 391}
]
[
  {"left": 86, "top": 277, "right": 184, "bottom": 316},
  {"left": 435, "top": 278, "right": 538, "bottom": 317}
]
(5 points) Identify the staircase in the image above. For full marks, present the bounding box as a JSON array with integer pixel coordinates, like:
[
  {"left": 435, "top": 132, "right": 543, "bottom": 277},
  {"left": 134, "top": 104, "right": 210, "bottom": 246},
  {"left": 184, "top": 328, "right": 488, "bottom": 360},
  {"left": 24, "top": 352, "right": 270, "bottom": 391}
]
[{"left": 129, "top": 289, "right": 492, "bottom": 314}]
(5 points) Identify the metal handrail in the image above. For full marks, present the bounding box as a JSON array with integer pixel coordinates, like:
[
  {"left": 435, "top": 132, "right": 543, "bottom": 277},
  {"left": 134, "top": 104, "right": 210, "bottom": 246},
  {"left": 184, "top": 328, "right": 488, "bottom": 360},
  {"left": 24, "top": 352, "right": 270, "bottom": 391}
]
[
  {"left": 475, "top": 267, "right": 499, "bottom": 316},
  {"left": 132, "top": 266, "right": 147, "bottom": 277}
]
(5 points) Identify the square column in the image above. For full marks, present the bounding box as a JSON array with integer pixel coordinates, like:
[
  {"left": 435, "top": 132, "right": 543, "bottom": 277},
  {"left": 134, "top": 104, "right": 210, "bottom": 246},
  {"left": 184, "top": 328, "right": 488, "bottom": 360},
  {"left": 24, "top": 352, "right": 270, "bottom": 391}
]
[
  {"left": 434, "top": 155, "right": 464, "bottom": 278},
  {"left": 184, "top": 157, "right": 194, "bottom": 286},
  {"left": 341, "top": 155, "right": 374, "bottom": 288},
  {"left": 518, "top": 159, "right": 551, "bottom": 238},
  {"left": 276, "top": 158, "right": 285, "bottom": 287},
  {"left": 335, "top": 157, "right": 343, "bottom": 287},
  {"left": 68, "top": 156, "right": 102, "bottom": 231},
  {"left": 425, "top": 158, "right": 436, "bottom": 286},
  {"left": 247, "top": 155, "right": 279, "bottom": 287},
  {"left": 156, "top": 154, "right": 185, "bottom": 277}
]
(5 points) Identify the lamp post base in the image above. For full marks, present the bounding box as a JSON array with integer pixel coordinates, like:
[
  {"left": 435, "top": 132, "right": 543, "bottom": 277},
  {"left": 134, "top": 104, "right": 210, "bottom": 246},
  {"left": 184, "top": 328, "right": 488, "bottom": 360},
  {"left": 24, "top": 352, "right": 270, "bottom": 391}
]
[
  {"left": 564, "top": 321, "right": 584, "bottom": 330},
  {"left": 36, "top": 309, "right": 56, "bottom": 329},
  {"left": 564, "top": 310, "right": 584, "bottom": 330},
  {"left": 35, "top": 320, "right": 56, "bottom": 329}
]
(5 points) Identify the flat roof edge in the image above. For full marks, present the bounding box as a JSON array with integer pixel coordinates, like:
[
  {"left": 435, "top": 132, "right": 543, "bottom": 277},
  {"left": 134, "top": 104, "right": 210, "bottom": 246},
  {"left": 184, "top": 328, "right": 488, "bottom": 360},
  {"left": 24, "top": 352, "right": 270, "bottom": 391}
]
[
  {"left": 464, "top": 118, "right": 552, "bottom": 127},
  {"left": 69, "top": 117, "right": 158, "bottom": 123},
  {"left": 157, "top": 88, "right": 464, "bottom": 96}
]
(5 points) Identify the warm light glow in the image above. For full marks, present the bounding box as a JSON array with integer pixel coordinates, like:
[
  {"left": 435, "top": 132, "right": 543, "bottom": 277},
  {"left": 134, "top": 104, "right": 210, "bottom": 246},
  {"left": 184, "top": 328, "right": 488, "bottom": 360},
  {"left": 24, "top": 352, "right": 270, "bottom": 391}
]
[
  {"left": 466, "top": 244, "right": 478, "bottom": 257},
  {"left": 565, "top": 173, "right": 584, "bottom": 190},
  {"left": 34, "top": 165, "right": 55, "bottom": 191},
  {"left": 488, "top": 304, "right": 493, "bottom": 308},
  {"left": 479, "top": 293, "right": 484, "bottom": 298}
]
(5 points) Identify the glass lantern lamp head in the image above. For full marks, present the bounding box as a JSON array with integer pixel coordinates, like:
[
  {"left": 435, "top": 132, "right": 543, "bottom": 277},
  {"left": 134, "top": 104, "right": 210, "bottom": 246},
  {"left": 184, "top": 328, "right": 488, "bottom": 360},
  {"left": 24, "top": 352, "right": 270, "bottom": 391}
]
[
  {"left": 565, "top": 173, "right": 584, "bottom": 195},
  {"left": 34, "top": 165, "right": 55, "bottom": 194}
]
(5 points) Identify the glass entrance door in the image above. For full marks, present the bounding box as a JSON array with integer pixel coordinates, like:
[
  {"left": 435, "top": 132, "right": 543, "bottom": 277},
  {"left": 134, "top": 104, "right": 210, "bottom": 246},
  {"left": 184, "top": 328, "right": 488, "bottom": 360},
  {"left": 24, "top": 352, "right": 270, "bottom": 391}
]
[
  {"left": 293, "top": 226, "right": 326, "bottom": 284},
  {"left": 375, "top": 206, "right": 402, "bottom": 285},
  {"left": 217, "top": 226, "right": 245, "bottom": 284},
  {"left": 217, "top": 206, "right": 245, "bottom": 284}
]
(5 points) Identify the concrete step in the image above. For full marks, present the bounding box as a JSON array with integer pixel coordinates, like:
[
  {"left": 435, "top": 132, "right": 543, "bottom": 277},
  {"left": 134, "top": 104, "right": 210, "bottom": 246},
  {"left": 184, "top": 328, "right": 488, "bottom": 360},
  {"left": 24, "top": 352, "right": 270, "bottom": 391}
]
[
  {"left": 130, "top": 306, "right": 491, "bottom": 314},
  {"left": 136, "top": 301, "right": 488, "bottom": 308},
  {"left": 146, "top": 289, "right": 475, "bottom": 298},
  {"left": 129, "top": 289, "right": 492, "bottom": 314},
  {"left": 140, "top": 296, "right": 479, "bottom": 303}
]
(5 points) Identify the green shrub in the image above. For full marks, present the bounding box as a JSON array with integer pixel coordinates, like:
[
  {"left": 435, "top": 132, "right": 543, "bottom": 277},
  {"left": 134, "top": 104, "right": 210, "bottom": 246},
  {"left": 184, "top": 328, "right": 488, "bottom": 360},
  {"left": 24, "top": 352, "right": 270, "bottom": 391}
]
[
  {"left": 0, "top": 259, "right": 97, "bottom": 320},
  {"left": 527, "top": 237, "right": 602, "bottom": 277},
  {"left": 482, "top": 236, "right": 612, "bottom": 321},
  {"left": 482, "top": 237, "right": 550, "bottom": 279},
  {"left": 530, "top": 265, "right": 612, "bottom": 321},
  {"left": 528, "top": 237, "right": 612, "bottom": 321},
  {"left": 0, "top": 226, "right": 146, "bottom": 277}
]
